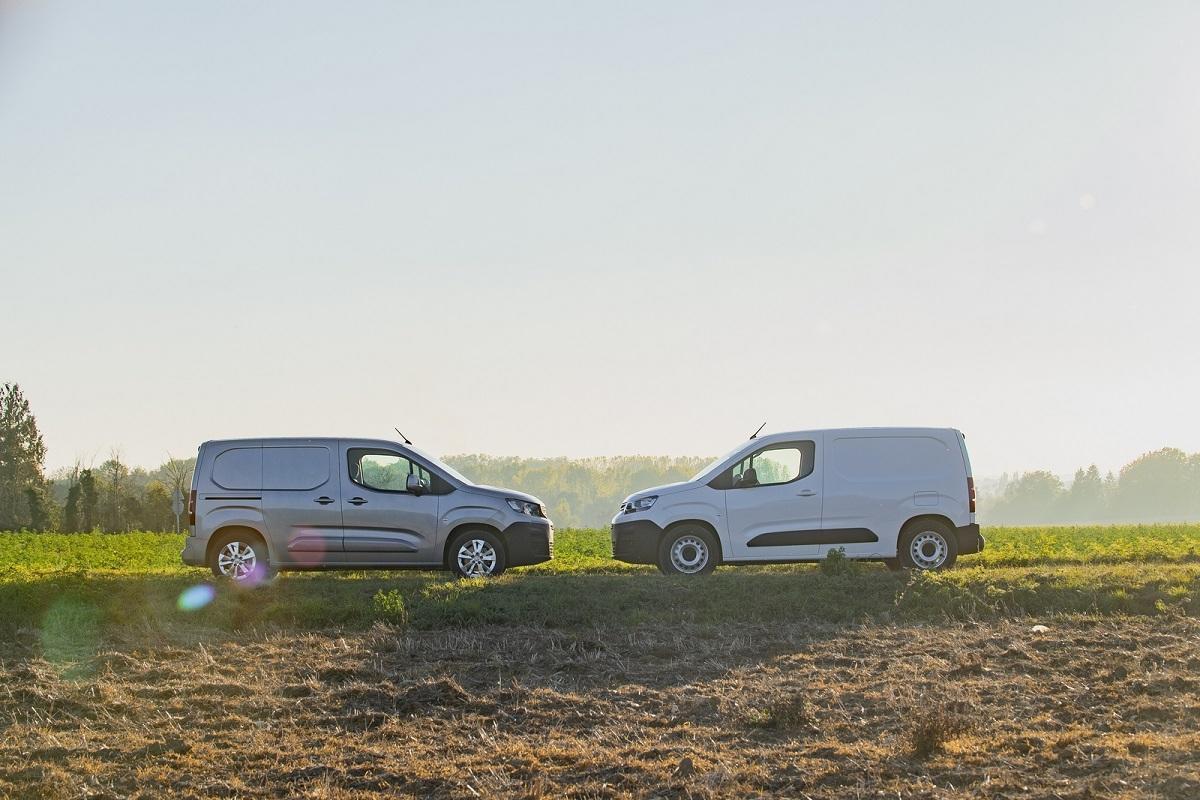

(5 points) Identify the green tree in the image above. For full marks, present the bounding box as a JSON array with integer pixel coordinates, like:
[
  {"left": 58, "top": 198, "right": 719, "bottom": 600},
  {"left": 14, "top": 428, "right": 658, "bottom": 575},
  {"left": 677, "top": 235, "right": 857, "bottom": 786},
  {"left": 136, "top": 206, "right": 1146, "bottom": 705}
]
[
  {"left": 24, "top": 485, "right": 52, "bottom": 531},
  {"left": 444, "top": 454, "right": 712, "bottom": 528},
  {"left": 63, "top": 480, "right": 82, "bottom": 532},
  {"left": 100, "top": 454, "right": 129, "bottom": 532},
  {"left": 987, "top": 470, "right": 1065, "bottom": 524},
  {"left": 141, "top": 481, "right": 173, "bottom": 531},
  {"left": 79, "top": 469, "right": 99, "bottom": 531},
  {"left": 1114, "top": 448, "right": 1194, "bottom": 521},
  {"left": 1062, "top": 464, "right": 1107, "bottom": 521},
  {"left": 0, "top": 383, "right": 47, "bottom": 529}
]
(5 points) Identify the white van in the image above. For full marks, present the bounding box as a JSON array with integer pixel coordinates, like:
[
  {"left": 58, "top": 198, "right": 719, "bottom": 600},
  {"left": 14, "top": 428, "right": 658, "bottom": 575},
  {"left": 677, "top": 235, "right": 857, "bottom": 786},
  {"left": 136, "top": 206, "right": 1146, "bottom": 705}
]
[{"left": 612, "top": 427, "right": 981, "bottom": 575}]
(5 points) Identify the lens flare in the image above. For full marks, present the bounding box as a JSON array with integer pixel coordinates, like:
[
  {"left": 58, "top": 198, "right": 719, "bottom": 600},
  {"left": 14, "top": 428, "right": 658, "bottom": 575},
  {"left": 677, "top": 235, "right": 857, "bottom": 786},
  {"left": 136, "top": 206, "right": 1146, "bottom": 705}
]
[{"left": 177, "top": 584, "right": 216, "bottom": 612}]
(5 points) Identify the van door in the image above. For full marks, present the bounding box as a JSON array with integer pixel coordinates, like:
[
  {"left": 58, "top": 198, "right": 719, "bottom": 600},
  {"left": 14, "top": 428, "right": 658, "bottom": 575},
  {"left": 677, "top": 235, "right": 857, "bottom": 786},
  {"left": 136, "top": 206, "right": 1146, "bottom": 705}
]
[
  {"left": 339, "top": 442, "right": 441, "bottom": 565},
  {"left": 724, "top": 439, "right": 824, "bottom": 560},
  {"left": 260, "top": 443, "right": 344, "bottom": 566}
]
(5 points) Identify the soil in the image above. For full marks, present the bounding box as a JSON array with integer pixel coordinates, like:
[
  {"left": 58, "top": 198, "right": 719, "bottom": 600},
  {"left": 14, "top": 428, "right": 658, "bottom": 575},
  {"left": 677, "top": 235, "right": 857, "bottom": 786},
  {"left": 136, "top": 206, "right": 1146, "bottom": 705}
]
[{"left": 2, "top": 616, "right": 1198, "bottom": 798}]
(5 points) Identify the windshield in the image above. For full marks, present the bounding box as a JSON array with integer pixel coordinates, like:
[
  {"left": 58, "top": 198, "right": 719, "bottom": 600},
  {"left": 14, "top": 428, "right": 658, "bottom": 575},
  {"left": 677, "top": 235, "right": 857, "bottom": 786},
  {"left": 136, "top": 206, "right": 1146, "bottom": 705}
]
[
  {"left": 689, "top": 443, "right": 751, "bottom": 482},
  {"left": 405, "top": 444, "right": 473, "bottom": 485}
]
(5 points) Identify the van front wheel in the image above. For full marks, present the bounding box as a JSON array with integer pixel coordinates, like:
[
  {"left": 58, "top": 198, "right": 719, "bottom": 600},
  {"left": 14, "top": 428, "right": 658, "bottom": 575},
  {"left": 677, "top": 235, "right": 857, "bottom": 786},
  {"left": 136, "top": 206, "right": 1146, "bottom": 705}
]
[
  {"left": 448, "top": 529, "right": 508, "bottom": 579},
  {"left": 657, "top": 525, "right": 718, "bottom": 576},
  {"left": 898, "top": 520, "right": 958, "bottom": 571}
]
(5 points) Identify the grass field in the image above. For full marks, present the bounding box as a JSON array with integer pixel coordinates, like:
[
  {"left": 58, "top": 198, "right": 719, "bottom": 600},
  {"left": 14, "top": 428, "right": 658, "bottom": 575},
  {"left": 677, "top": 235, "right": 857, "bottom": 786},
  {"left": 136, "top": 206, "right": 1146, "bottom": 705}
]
[
  {"left": 2, "top": 524, "right": 1198, "bottom": 798},
  {"left": 1, "top": 524, "right": 1197, "bottom": 636},
  {"left": 5, "top": 523, "right": 1199, "bottom": 576}
]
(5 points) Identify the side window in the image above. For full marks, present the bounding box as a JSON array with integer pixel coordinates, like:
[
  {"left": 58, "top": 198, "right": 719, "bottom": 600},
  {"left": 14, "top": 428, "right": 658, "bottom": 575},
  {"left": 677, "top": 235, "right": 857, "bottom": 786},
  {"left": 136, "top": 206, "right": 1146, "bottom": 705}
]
[
  {"left": 348, "top": 449, "right": 431, "bottom": 492},
  {"left": 211, "top": 447, "right": 262, "bottom": 491},
  {"left": 263, "top": 446, "right": 330, "bottom": 490},
  {"left": 722, "top": 441, "right": 815, "bottom": 489}
]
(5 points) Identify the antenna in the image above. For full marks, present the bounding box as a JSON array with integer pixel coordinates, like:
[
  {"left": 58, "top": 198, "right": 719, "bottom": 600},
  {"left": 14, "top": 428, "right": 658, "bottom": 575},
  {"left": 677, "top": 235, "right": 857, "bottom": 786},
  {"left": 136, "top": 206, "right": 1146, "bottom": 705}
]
[
  {"left": 749, "top": 421, "right": 766, "bottom": 440},
  {"left": 393, "top": 427, "right": 412, "bottom": 445}
]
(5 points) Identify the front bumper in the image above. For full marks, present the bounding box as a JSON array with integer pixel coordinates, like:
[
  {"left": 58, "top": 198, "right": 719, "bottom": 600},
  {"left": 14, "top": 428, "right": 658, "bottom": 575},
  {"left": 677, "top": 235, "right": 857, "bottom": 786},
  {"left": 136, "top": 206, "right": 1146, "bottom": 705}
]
[
  {"left": 181, "top": 535, "right": 207, "bottom": 567},
  {"left": 611, "top": 519, "right": 664, "bottom": 565},
  {"left": 955, "top": 523, "right": 985, "bottom": 555},
  {"left": 504, "top": 520, "right": 554, "bottom": 567}
]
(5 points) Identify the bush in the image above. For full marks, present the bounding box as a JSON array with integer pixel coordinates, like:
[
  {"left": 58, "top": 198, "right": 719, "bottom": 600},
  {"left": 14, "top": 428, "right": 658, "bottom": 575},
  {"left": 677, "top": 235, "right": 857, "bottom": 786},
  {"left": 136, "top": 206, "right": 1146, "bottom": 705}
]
[
  {"left": 372, "top": 589, "right": 408, "bottom": 625},
  {"left": 820, "top": 547, "right": 861, "bottom": 576},
  {"left": 743, "top": 692, "right": 816, "bottom": 731},
  {"left": 907, "top": 706, "right": 974, "bottom": 758}
]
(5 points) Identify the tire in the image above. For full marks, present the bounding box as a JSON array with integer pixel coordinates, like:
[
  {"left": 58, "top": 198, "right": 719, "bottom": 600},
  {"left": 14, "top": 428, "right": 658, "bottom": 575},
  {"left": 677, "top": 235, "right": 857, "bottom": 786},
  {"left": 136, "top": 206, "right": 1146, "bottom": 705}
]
[
  {"left": 898, "top": 519, "right": 958, "bottom": 571},
  {"left": 657, "top": 524, "right": 718, "bottom": 576},
  {"left": 448, "top": 529, "right": 508, "bottom": 579},
  {"left": 209, "top": 530, "right": 273, "bottom": 584}
]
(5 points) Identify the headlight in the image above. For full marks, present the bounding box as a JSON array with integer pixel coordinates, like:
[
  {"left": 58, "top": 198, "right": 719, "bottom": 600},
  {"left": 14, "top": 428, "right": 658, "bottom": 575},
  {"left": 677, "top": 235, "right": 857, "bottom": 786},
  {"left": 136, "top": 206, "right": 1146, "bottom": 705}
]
[
  {"left": 507, "top": 498, "right": 543, "bottom": 517},
  {"left": 623, "top": 495, "right": 658, "bottom": 514}
]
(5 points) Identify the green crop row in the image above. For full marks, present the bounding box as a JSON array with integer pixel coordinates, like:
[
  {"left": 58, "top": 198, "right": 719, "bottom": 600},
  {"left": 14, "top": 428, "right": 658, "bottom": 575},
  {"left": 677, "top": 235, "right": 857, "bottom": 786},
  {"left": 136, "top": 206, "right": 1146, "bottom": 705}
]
[{"left": 2, "top": 523, "right": 1197, "bottom": 577}]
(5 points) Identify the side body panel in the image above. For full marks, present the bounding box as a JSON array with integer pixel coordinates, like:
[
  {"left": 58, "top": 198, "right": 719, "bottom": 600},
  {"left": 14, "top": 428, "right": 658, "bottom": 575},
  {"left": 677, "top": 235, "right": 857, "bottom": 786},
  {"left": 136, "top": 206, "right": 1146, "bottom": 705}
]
[
  {"left": 192, "top": 440, "right": 269, "bottom": 562},
  {"left": 820, "top": 429, "right": 970, "bottom": 558},
  {"left": 260, "top": 440, "right": 344, "bottom": 567}
]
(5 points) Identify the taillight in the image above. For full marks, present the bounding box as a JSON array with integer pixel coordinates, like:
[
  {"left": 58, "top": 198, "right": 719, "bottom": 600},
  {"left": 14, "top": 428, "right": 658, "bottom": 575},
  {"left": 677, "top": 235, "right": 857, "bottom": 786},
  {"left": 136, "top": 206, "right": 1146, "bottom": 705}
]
[
  {"left": 967, "top": 477, "right": 976, "bottom": 513},
  {"left": 187, "top": 489, "right": 197, "bottom": 526}
]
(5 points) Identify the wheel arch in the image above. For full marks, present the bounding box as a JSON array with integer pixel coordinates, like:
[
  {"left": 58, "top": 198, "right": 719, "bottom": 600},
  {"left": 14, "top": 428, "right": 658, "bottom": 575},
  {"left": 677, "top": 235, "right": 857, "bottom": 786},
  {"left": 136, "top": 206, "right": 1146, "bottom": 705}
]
[
  {"left": 207, "top": 524, "right": 271, "bottom": 564},
  {"left": 663, "top": 519, "right": 724, "bottom": 563},
  {"left": 897, "top": 514, "right": 957, "bottom": 555},
  {"left": 442, "top": 522, "right": 504, "bottom": 568},
  {"left": 900, "top": 513, "right": 956, "bottom": 536}
]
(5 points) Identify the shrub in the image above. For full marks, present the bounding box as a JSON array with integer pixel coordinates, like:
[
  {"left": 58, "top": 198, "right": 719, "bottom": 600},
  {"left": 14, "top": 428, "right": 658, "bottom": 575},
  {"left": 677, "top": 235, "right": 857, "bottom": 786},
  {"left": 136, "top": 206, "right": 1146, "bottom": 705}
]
[
  {"left": 820, "top": 547, "right": 861, "bottom": 576},
  {"left": 372, "top": 589, "right": 408, "bottom": 625},
  {"left": 906, "top": 706, "right": 974, "bottom": 758},
  {"left": 743, "top": 692, "right": 816, "bottom": 731}
]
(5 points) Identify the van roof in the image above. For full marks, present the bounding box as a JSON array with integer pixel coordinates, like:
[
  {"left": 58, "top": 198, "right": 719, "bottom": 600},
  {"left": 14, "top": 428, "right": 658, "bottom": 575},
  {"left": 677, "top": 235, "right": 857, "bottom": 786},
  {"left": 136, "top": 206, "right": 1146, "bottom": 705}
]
[
  {"left": 751, "top": 427, "right": 962, "bottom": 445},
  {"left": 200, "top": 437, "right": 404, "bottom": 449},
  {"left": 198, "top": 428, "right": 964, "bottom": 455}
]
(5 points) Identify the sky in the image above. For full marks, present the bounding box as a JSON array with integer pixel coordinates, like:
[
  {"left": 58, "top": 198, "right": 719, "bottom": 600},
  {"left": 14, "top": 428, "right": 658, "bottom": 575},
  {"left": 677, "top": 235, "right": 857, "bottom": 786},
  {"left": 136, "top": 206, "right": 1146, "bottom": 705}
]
[{"left": 1, "top": 1, "right": 1198, "bottom": 478}]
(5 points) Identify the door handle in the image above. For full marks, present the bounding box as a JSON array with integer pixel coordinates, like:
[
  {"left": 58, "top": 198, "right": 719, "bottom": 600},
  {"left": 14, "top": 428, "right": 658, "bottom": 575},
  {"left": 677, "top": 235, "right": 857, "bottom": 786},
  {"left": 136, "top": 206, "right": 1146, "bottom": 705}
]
[
  {"left": 347, "top": 497, "right": 368, "bottom": 506},
  {"left": 796, "top": 489, "right": 818, "bottom": 497},
  {"left": 314, "top": 496, "right": 335, "bottom": 505}
]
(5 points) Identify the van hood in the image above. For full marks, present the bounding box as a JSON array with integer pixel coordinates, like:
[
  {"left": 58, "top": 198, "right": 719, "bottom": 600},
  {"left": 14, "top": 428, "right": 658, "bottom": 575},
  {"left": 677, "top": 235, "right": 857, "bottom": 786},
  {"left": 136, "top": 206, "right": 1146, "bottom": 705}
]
[
  {"left": 621, "top": 480, "right": 697, "bottom": 504},
  {"left": 462, "top": 484, "right": 544, "bottom": 506}
]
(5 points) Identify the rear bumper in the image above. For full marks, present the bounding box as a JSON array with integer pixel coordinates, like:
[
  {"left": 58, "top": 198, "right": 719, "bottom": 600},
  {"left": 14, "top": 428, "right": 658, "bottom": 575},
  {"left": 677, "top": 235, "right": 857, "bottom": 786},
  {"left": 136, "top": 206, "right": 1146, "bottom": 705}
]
[
  {"left": 955, "top": 523, "right": 985, "bottom": 555},
  {"left": 181, "top": 535, "right": 207, "bottom": 567},
  {"left": 504, "top": 520, "right": 554, "bottom": 567},
  {"left": 611, "top": 519, "right": 663, "bottom": 565}
]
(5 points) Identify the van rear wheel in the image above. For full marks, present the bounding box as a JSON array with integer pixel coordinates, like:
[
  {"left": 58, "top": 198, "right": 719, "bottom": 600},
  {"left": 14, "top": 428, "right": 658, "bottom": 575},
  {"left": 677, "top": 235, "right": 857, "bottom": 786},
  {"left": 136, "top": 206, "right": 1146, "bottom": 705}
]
[
  {"left": 209, "top": 530, "right": 273, "bottom": 583},
  {"left": 898, "top": 520, "right": 958, "bottom": 571},
  {"left": 657, "top": 525, "right": 718, "bottom": 576}
]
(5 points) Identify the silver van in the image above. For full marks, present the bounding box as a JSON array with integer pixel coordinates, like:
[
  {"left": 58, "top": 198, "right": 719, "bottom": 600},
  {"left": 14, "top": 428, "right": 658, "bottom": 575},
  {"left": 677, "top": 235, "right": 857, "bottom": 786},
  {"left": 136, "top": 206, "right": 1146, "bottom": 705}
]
[{"left": 182, "top": 438, "right": 553, "bottom": 581}]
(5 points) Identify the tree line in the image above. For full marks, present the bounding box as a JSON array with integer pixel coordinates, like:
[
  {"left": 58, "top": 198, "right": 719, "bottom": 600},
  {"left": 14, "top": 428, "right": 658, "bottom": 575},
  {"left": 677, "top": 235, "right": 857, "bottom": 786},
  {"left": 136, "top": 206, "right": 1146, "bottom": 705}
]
[
  {"left": 980, "top": 449, "right": 1200, "bottom": 525},
  {"left": 2, "top": 381, "right": 1197, "bottom": 530},
  {"left": 0, "top": 384, "right": 195, "bottom": 532}
]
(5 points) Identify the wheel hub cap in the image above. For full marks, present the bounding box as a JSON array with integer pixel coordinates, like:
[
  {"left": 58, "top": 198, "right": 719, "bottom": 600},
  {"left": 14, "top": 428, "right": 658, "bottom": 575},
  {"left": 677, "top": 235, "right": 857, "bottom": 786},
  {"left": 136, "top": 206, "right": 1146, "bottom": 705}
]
[
  {"left": 909, "top": 531, "right": 948, "bottom": 570},
  {"left": 218, "top": 542, "right": 257, "bottom": 580},
  {"left": 457, "top": 539, "right": 498, "bottom": 577},
  {"left": 670, "top": 535, "right": 709, "bottom": 574}
]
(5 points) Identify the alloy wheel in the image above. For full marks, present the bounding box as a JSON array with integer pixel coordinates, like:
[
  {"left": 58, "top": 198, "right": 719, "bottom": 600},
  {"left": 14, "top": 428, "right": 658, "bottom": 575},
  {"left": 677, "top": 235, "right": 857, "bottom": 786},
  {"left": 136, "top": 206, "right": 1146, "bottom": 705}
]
[{"left": 456, "top": 538, "right": 499, "bottom": 577}]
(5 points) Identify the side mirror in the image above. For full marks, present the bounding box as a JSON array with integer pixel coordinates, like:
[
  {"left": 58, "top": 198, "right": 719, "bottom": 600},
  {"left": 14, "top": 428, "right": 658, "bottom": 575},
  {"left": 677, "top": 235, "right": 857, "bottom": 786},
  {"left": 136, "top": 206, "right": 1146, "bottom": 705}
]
[{"left": 406, "top": 474, "right": 428, "bottom": 495}]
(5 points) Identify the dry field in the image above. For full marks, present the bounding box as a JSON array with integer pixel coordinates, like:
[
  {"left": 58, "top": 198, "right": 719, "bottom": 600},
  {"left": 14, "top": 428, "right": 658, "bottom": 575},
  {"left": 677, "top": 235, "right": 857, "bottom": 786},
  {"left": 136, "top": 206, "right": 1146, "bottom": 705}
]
[{"left": 2, "top": 616, "right": 1198, "bottom": 799}]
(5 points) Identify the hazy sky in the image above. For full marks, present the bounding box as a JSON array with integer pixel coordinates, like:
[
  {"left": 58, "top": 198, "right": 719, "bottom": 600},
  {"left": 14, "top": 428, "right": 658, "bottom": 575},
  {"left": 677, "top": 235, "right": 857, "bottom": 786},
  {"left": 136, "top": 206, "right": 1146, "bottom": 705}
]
[{"left": 2, "top": 1, "right": 1198, "bottom": 477}]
